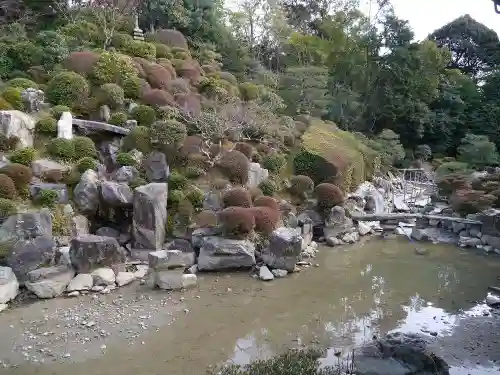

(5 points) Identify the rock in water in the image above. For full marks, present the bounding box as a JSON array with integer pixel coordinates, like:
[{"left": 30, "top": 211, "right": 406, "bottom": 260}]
[
  {"left": 486, "top": 294, "right": 500, "bottom": 307},
  {"left": 261, "top": 227, "right": 302, "bottom": 272},
  {"left": 259, "top": 266, "right": 274, "bottom": 281},
  {"left": 132, "top": 183, "right": 168, "bottom": 250},
  {"left": 354, "top": 332, "right": 450, "bottom": 375}
]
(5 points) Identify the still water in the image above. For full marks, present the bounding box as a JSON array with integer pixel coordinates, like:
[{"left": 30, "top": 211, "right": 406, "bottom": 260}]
[{"left": 6, "top": 238, "right": 500, "bottom": 375}]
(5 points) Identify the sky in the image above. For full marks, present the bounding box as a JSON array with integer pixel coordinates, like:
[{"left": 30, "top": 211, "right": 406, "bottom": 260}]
[{"left": 366, "top": 0, "right": 500, "bottom": 40}]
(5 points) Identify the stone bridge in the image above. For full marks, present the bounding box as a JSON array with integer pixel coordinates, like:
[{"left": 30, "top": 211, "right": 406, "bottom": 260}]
[
  {"left": 351, "top": 213, "right": 482, "bottom": 225},
  {"left": 72, "top": 119, "right": 131, "bottom": 136}
]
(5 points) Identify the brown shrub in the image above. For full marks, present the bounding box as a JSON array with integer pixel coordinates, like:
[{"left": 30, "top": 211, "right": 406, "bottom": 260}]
[
  {"left": 0, "top": 174, "right": 16, "bottom": 199},
  {"left": 155, "top": 29, "right": 188, "bottom": 49},
  {"left": 175, "top": 92, "right": 201, "bottom": 117},
  {"left": 249, "top": 206, "right": 280, "bottom": 235},
  {"left": 166, "top": 78, "right": 190, "bottom": 94},
  {"left": 157, "top": 59, "right": 176, "bottom": 77},
  {"left": 43, "top": 169, "right": 64, "bottom": 183},
  {"left": 290, "top": 175, "right": 314, "bottom": 196},
  {"left": 253, "top": 196, "right": 279, "bottom": 211},
  {"left": 132, "top": 57, "right": 149, "bottom": 77},
  {"left": 144, "top": 63, "right": 174, "bottom": 90},
  {"left": 139, "top": 79, "right": 151, "bottom": 96},
  {"left": 248, "top": 187, "right": 263, "bottom": 201},
  {"left": 142, "top": 89, "right": 175, "bottom": 107},
  {"left": 315, "top": 183, "right": 345, "bottom": 210},
  {"left": 256, "top": 143, "right": 272, "bottom": 156},
  {"left": 437, "top": 173, "right": 471, "bottom": 197},
  {"left": 219, "top": 206, "right": 255, "bottom": 238},
  {"left": 0, "top": 163, "right": 33, "bottom": 190},
  {"left": 234, "top": 142, "right": 254, "bottom": 159},
  {"left": 176, "top": 62, "right": 202, "bottom": 84},
  {"left": 202, "top": 64, "right": 217, "bottom": 74},
  {"left": 194, "top": 210, "right": 218, "bottom": 228},
  {"left": 211, "top": 178, "right": 230, "bottom": 190},
  {"left": 217, "top": 150, "right": 250, "bottom": 184},
  {"left": 450, "top": 189, "right": 496, "bottom": 216},
  {"left": 63, "top": 51, "right": 99, "bottom": 76},
  {"left": 223, "top": 187, "right": 252, "bottom": 208}
]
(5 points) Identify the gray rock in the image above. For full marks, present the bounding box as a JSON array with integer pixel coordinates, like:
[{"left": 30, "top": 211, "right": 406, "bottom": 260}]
[
  {"left": 358, "top": 222, "right": 372, "bottom": 236},
  {"left": 486, "top": 294, "right": 500, "bottom": 307},
  {"left": 91, "top": 267, "right": 115, "bottom": 286},
  {"left": 468, "top": 225, "right": 482, "bottom": 238},
  {"left": 259, "top": 265, "right": 274, "bottom": 281},
  {"left": 342, "top": 232, "right": 359, "bottom": 243},
  {"left": 261, "top": 227, "right": 302, "bottom": 272},
  {"left": 197, "top": 236, "right": 255, "bottom": 271},
  {"left": 411, "top": 228, "right": 431, "bottom": 241},
  {"left": 154, "top": 270, "right": 197, "bottom": 290},
  {"left": 69, "top": 235, "right": 126, "bottom": 273},
  {"left": 354, "top": 332, "right": 449, "bottom": 375},
  {"left": 297, "top": 210, "right": 322, "bottom": 225},
  {"left": 203, "top": 191, "right": 223, "bottom": 211},
  {"left": 481, "top": 234, "right": 500, "bottom": 249},
  {"left": 144, "top": 151, "right": 169, "bottom": 182},
  {"left": 31, "top": 158, "right": 67, "bottom": 178},
  {"left": 112, "top": 166, "right": 139, "bottom": 183},
  {"left": 191, "top": 227, "right": 221, "bottom": 248},
  {"left": 21, "top": 88, "right": 44, "bottom": 113},
  {"left": 116, "top": 271, "right": 136, "bottom": 286},
  {"left": 324, "top": 206, "right": 354, "bottom": 238},
  {"left": 30, "top": 182, "right": 69, "bottom": 204},
  {"left": 95, "top": 226, "right": 120, "bottom": 238},
  {"left": 282, "top": 212, "right": 298, "bottom": 228},
  {"left": 0, "top": 210, "right": 52, "bottom": 240},
  {"left": 132, "top": 183, "right": 168, "bottom": 250},
  {"left": 25, "top": 266, "right": 75, "bottom": 299},
  {"left": 458, "top": 236, "right": 482, "bottom": 248},
  {"left": 124, "top": 119, "right": 137, "bottom": 130},
  {"left": 148, "top": 250, "right": 195, "bottom": 270},
  {"left": 325, "top": 237, "right": 342, "bottom": 247},
  {"left": 271, "top": 269, "right": 288, "bottom": 278},
  {"left": 478, "top": 209, "right": 500, "bottom": 237},
  {"left": 7, "top": 236, "right": 55, "bottom": 283},
  {"left": 100, "top": 180, "right": 133, "bottom": 206},
  {"left": 73, "top": 170, "right": 100, "bottom": 213},
  {"left": 66, "top": 273, "right": 93, "bottom": 292},
  {"left": 165, "top": 238, "right": 194, "bottom": 253},
  {"left": 452, "top": 221, "right": 466, "bottom": 233},
  {"left": 71, "top": 215, "right": 89, "bottom": 237},
  {"left": 0, "top": 267, "right": 18, "bottom": 304},
  {"left": 0, "top": 110, "right": 36, "bottom": 148}
]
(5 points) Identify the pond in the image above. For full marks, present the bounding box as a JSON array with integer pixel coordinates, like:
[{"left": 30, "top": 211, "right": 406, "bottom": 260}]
[{"left": 4, "top": 237, "right": 500, "bottom": 375}]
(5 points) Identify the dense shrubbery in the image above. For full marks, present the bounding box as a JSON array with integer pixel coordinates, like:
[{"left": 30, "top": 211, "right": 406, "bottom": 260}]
[
  {"left": 263, "top": 154, "right": 285, "bottom": 174},
  {"left": 46, "top": 71, "right": 89, "bottom": 107},
  {"left": 116, "top": 152, "right": 136, "bottom": 167},
  {"left": 97, "top": 83, "right": 125, "bottom": 109},
  {"left": 131, "top": 104, "right": 156, "bottom": 126},
  {"left": 436, "top": 162, "right": 470, "bottom": 178},
  {"left": 47, "top": 138, "right": 76, "bottom": 160},
  {"left": 150, "top": 120, "right": 187, "bottom": 147},
  {"left": 6, "top": 78, "right": 37, "bottom": 90},
  {"left": 109, "top": 112, "right": 128, "bottom": 126},
  {"left": 315, "top": 183, "right": 345, "bottom": 211},
  {"left": 250, "top": 206, "right": 280, "bottom": 235},
  {"left": 36, "top": 116, "right": 57, "bottom": 134},
  {"left": 122, "top": 126, "right": 151, "bottom": 153},
  {"left": 73, "top": 136, "right": 97, "bottom": 159},
  {"left": 91, "top": 52, "right": 137, "bottom": 86},
  {"left": 223, "top": 187, "right": 252, "bottom": 208},
  {"left": 0, "top": 198, "right": 17, "bottom": 220},
  {"left": 254, "top": 196, "right": 279, "bottom": 211},
  {"left": 258, "top": 180, "right": 277, "bottom": 196},
  {"left": 0, "top": 174, "right": 16, "bottom": 199},
  {"left": 217, "top": 150, "right": 250, "bottom": 184},
  {"left": 168, "top": 171, "right": 188, "bottom": 190},
  {"left": 9, "top": 147, "right": 36, "bottom": 166},
  {"left": 290, "top": 175, "right": 314, "bottom": 196},
  {"left": 219, "top": 206, "right": 255, "bottom": 238},
  {"left": 234, "top": 142, "right": 254, "bottom": 159},
  {"left": 76, "top": 157, "right": 98, "bottom": 173},
  {"left": 36, "top": 189, "right": 58, "bottom": 207},
  {"left": 0, "top": 163, "right": 32, "bottom": 190},
  {"left": 3, "top": 87, "right": 24, "bottom": 109}
]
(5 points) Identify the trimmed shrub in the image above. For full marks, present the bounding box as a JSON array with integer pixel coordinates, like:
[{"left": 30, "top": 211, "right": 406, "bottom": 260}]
[
  {"left": 142, "top": 89, "right": 175, "bottom": 107},
  {"left": 51, "top": 105, "right": 71, "bottom": 118},
  {"left": 112, "top": 32, "right": 134, "bottom": 50},
  {"left": 0, "top": 97, "right": 13, "bottom": 110},
  {"left": 315, "top": 183, "right": 345, "bottom": 211},
  {"left": 63, "top": 51, "right": 100, "bottom": 76},
  {"left": 155, "top": 43, "right": 171, "bottom": 58},
  {"left": 0, "top": 163, "right": 33, "bottom": 190},
  {"left": 451, "top": 189, "right": 496, "bottom": 216},
  {"left": 0, "top": 198, "right": 17, "bottom": 220},
  {"left": 217, "top": 150, "right": 250, "bottom": 184},
  {"left": 144, "top": 63, "right": 174, "bottom": 90},
  {"left": 258, "top": 180, "right": 277, "bottom": 196},
  {"left": 185, "top": 166, "right": 205, "bottom": 179},
  {"left": 76, "top": 157, "right": 98, "bottom": 173},
  {"left": 73, "top": 136, "right": 97, "bottom": 159},
  {"left": 47, "top": 138, "right": 75, "bottom": 160},
  {"left": 436, "top": 162, "right": 470, "bottom": 178},
  {"left": 157, "top": 105, "right": 180, "bottom": 120},
  {"left": 150, "top": 120, "right": 187, "bottom": 146},
  {"left": 254, "top": 196, "right": 279, "bottom": 211},
  {"left": 122, "top": 126, "right": 151, "bottom": 153},
  {"left": 36, "top": 189, "right": 58, "bottom": 207},
  {"left": 91, "top": 52, "right": 137, "bottom": 86},
  {"left": 124, "top": 41, "right": 156, "bottom": 60},
  {"left": 234, "top": 142, "right": 254, "bottom": 159},
  {"left": 166, "top": 78, "right": 190, "bottom": 94},
  {"left": 194, "top": 210, "right": 218, "bottom": 228},
  {"left": 223, "top": 187, "right": 252, "bottom": 208},
  {"left": 46, "top": 71, "right": 89, "bottom": 106},
  {"left": 2, "top": 87, "right": 24, "bottom": 110},
  {"left": 249, "top": 206, "right": 280, "bottom": 235},
  {"left": 97, "top": 83, "right": 125, "bottom": 109},
  {"left": 168, "top": 171, "right": 188, "bottom": 190},
  {"left": 154, "top": 29, "right": 188, "bottom": 49},
  {"left": 122, "top": 75, "right": 142, "bottom": 99},
  {"left": 293, "top": 150, "right": 339, "bottom": 186},
  {"left": 61, "top": 168, "right": 81, "bottom": 187},
  {"left": 219, "top": 206, "right": 255, "bottom": 238},
  {"left": 6, "top": 78, "right": 37, "bottom": 89},
  {"left": 116, "top": 152, "right": 136, "bottom": 166},
  {"left": 290, "top": 175, "right": 314, "bottom": 196},
  {"left": 0, "top": 174, "right": 16, "bottom": 199},
  {"left": 109, "top": 112, "right": 128, "bottom": 126},
  {"left": 185, "top": 187, "right": 204, "bottom": 209},
  {"left": 176, "top": 62, "right": 202, "bottom": 84},
  {"left": 437, "top": 173, "right": 471, "bottom": 197},
  {"left": 9, "top": 147, "right": 36, "bottom": 166},
  {"left": 36, "top": 116, "right": 57, "bottom": 134},
  {"left": 263, "top": 154, "right": 286, "bottom": 174},
  {"left": 239, "top": 82, "right": 260, "bottom": 101},
  {"left": 249, "top": 187, "right": 263, "bottom": 201},
  {"left": 168, "top": 189, "right": 185, "bottom": 206},
  {"left": 131, "top": 104, "right": 156, "bottom": 126}
]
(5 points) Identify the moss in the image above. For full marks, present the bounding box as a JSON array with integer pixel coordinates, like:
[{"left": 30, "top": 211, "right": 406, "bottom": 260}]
[
  {"left": 185, "top": 187, "right": 204, "bottom": 210},
  {"left": 122, "top": 126, "right": 151, "bottom": 153},
  {"left": 2, "top": 86, "right": 24, "bottom": 110},
  {"left": 0, "top": 198, "right": 17, "bottom": 221},
  {"left": 76, "top": 157, "right": 98, "bottom": 173},
  {"left": 36, "top": 189, "right": 58, "bottom": 207},
  {"left": 9, "top": 147, "right": 36, "bottom": 166},
  {"left": 116, "top": 152, "right": 136, "bottom": 167},
  {"left": 0, "top": 174, "right": 16, "bottom": 199},
  {"left": 97, "top": 83, "right": 125, "bottom": 109},
  {"left": 47, "top": 138, "right": 75, "bottom": 160},
  {"left": 45, "top": 71, "right": 89, "bottom": 107},
  {"left": 36, "top": 116, "right": 57, "bottom": 134},
  {"left": 258, "top": 180, "right": 277, "bottom": 196},
  {"left": 168, "top": 171, "right": 188, "bottom": 190},
  {"left": 130, "top": 104, "right": 156, "bottom": 126},
  {"left": 263, "top": 154, "right": 286, "bottom": 174},
  {"left": 51, "top": 105, "right": 71, "bottom": 118},
  {"left": 6, "top": 78, "right": 37, "bottom": 90},
  {"left": 109, "top": 111, "right": 128, "bottom": 126}
]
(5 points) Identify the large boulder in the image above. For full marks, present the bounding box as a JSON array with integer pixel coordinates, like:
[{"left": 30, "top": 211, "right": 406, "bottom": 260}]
[
  {"left": 69, "top": 235, "right": 126, "bottom": 273},
  {"left": 144, "top": 151, "right": 170, "bottom": 182},
  {"left": 0, "top": 210, "right": 52, "bottom": 240},
  {"left": 0, "top": 266, "right": 18, "bottom": 303},
  {"left": 261, "top": 227, "right": 302, "bottom": 271},
  {"left": 246, "top": 162, "right": 269, "bottom": 189},
  {"left": 31, "top": 158, "right": 68, "bottom": 178},
  {"left": 0, "top": 110, "right": 36, "bottom": 148},
  {"left": 324, "top": 206, "right": 354, "bottom": 238},
  {"left": 148, "top": 250, "right": 195, "bottom": 270},
  {"left": 73, "top": 170, "right": 100, "bottom": 213},
  {"left": 100, "top": 181, "right": 133, "bottom": 206},
  {"left": 132, "top": 183, "right": 168, "bottom": 250},
  {"left": 25, "top": 266, "right": 75, "bottom": 299},
  {"left": 354, "top": 332, "right": 449, "bottom": 375},
  {"left": 197, "top": 236, "right": 255, "bottom": 271},
  {"left": 112, "top": 166, "right": 139, "bottom": 183}
]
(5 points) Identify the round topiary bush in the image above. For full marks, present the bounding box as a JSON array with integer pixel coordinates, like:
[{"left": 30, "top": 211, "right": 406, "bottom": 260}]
[
  {"left": 185, "top": 187, "right": 204, "bottom": 209},
  {"left": 142, "top": 89, "right": 175, "bottom": 107},
  {"left": 51, "top": 105, "right": 71, "bottom": 118},
  {"left": 0, "top": 198, "right": 17, "bottom": 220},
  {"left": 168, "top": 171, "right": 188, "bottom": 190},
  {"left": 46, "top": 71, "right": 90, "bottom": 106},
  {"left": 219, "top": 206, "right": 255, "bottom": 238},
  {"left": 6, "top": 78, "right": 38, "bottom": 90},
  {"left": 36, "top": 189, "right": 58, "bottom": 207},
  {"left": 0, "top": 97, "right": 13, "bottom": 110},
  {"left": 0, "top": 174, "right": 16, "bottom": 199},
  {"left": 217, "top": 150, "right": 250, "bottom": 185},
  {"left": 223, "top": 187, "right": 252, "bottom": 208},
  {"left": 109, "top": 112, "right": 128, "bottom": 126},
  {"left": 124, "top": 41, "right": 156, "bottom": 60},
  {"left": 9, "top": 147, "right": 36, "bottom": 166},
  {"left": 36, "top": 116, "right": 57, "bottom": 134},
  {"left": 290, "top": 175, "right": 314, "bottom": 196},
  {"left": 262, "top": 154, "right": 285, "bottom": 174},
  {"left": 239, "top": 82, "right": 260, "bottom": 101},
  {"left": 2, "top": 87, "right": 24, "bottom": 110},
  {"left": 258, "top": 180, "right": 277, "bottom": 196},
  {"left": 0, "top": 163, "right": 33, "bottom": 190},
  {"left": 253, "top": 196, "right": 279, "bottom": 211},
  {"left": 97, "top": 83, "right": 125, "bottom": 109},
  {"left": 73, "top": 136, "right": 97, "bottom": 159},
  {"left": 166, "top": 78, "right": 190, "bottom": 94},
  {"left": 185, "top": 166, "right": 205, "bottom": 179},
  {"left": 194, "top": 210, "right": 218, "bottom": 228},
  {"left": 249, "top": 206, "right": 280, "bottom": 235},
  {"left": 121, "top": 126, "right": 151, "bottom": 153},
  {"left": 155, "top": 43, "right": 171, "bottom": 58},
  {"left": 234, "top": 142, "right": 254, "bottom": 159},
  {"left": 131, "top": 104, "right": 156, "bottom": 126},
  {"left": 315, "top": 183, "right": 345, "bottom": 211},
  {"left": 76, "top": 157, "right": 98, "bottom": 173},
  {"left": 144, "top": 64, "right": 174, "bottom": 90},
  {"left": 249, "top": 187, "right": 263, "bottom": 201},
  {"left": 122, "top": 75, "right": 142, "bottom": 99},
  {"left": 116, "top": 152, "right": 136, "bottom": 167},
  {"left": 90, "top": 52, "right": 138, "bottom": 86},
  {"left": 150, "top": 119, "right": 187, "bottom": 146},
  {"left": 63, "top": 51, "right": 100, "bottom": 76},
  {"left": 154, "top": 29, "right": 188, "bottom": 49},
  {"left": 168, "top": 189, "right": 185, "bottom": 206},
  {"left": 47, "top": 138, "right": 76, "bottom": 160}
]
